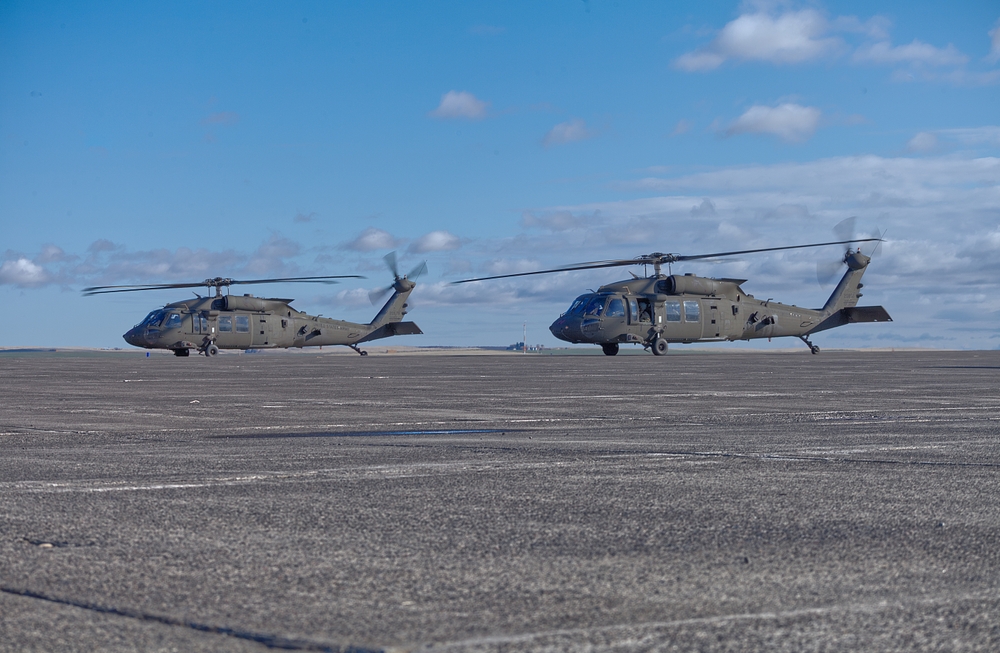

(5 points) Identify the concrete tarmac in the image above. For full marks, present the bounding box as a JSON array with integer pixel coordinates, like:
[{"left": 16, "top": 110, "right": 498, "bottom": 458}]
[{"left": 1, "top": 349, "right": 999, "bottom": 652}]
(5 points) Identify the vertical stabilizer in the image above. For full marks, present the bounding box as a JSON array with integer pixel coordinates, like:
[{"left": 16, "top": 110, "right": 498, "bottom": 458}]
[
  {"left": 821, "top": 251, "right": 870, "bottom": 315},
  {"left": 369, "top": 278, "right": 416, "bottom": 328}
]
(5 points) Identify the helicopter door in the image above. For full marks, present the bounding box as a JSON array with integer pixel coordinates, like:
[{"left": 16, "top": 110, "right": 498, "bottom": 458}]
[
  {"left": 703, "top": 302, "right": 720, "bottom": 339},
  {"left": 602, "top": 296, "right": 628, "bottom": 341},
  {"left": 252, "top": 315, "right": 272, "bottom": 347}
]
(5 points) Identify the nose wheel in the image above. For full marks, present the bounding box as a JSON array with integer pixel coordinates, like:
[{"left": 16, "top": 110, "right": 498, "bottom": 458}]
[{"left": 601, "top": 343, "right": 619, "bottom": 356}]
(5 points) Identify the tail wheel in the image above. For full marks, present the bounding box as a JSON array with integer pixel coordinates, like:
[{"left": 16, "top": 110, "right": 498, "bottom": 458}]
[
  {"left": 651, "top": 337, "right": 668, "bottom": 356},
  {"left": 205, "top": 344, "right": 219, "bottom": 357},
  {"left": 601, "top": 343, "right": 619, "bottom": 356}
]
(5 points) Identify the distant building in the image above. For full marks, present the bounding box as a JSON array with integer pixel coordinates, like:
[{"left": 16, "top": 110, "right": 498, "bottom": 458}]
[{"left": 506, "top": 342, "right": 545, "bottom": 352}]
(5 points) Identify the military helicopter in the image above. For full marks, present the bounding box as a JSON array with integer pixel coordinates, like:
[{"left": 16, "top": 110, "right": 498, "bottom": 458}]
[
  {"left": 454, "top": 237, "right": 891, "bottom": 356},
  {"left": 83, "top": 253, "right": 425, "bottom": 357}
]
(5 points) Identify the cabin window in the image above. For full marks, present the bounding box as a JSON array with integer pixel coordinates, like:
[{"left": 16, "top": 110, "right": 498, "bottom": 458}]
[
  {"left": 219, "top": 316, "right": 233, "bottom": 332},
  {"left": 684, "top": 301, "right": 700, "bottom": 322},
  {"left": 583, "top": 296, "right": 605, "bottom": 316},
  {"left": 629, "top": 299, "right": 639, "bottom": 322},
  {"left": 635, "top": 299, "right": 652, "bottom": 323},
  {"left": 163, "top": 313, "right": 182, "bottom": 329},
  {"left": 191, "top": 315, "right": 209, "bottom": 333},
  {"left": 235, "top": 315, "right": 250, "bottom": 333},
  {"left": 664, "top": 301, "right": 681, "bottom": 322},
  {"left": 606, "top": 298, "right": 625, "bottom": 318}
]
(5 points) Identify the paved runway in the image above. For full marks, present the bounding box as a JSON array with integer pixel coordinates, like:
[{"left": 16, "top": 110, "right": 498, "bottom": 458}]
[{"left": 1, "top": 349, "right": 999, "bottom": 652}]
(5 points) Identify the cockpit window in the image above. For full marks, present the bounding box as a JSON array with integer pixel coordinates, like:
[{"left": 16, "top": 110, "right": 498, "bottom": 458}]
[
  {"left": 606, "top": 298, "right": 625, "bottom": 317},
  {"left": 566, "top": 296, "right": 589, "bottom": 315},
  {"left": 583, "top": 296, "right": 605, "bottom": 316},
  {"left": 163, "top": 313, "right": 182, "bottom": 329},
  {"left": 139, "top": 310, "right": 165, "bottom": 328}
]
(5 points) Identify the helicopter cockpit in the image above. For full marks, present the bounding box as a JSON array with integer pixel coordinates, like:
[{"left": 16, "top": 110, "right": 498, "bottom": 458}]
[{"left": 136, "top": 309, "right": 167, "bottom": 328}]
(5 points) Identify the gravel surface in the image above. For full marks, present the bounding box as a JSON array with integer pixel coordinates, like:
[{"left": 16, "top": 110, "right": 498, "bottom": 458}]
[{"left": 1, "top": 349, "right": 999, "bottom": 652}]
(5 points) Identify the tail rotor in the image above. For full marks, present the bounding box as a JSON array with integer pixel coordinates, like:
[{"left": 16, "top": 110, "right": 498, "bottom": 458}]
[{"left": 368, "top": 252, "right": 428, "bottom": 305}]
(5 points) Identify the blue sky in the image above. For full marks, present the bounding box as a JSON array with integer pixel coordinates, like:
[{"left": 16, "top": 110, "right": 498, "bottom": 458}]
[{"left": 2, "top": 1, "right": 999, "bottom": 349}]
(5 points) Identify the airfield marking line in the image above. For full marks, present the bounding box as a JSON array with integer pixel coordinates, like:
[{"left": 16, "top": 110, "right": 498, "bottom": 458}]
[
  {"left": 426, "top": 591, "right": 1000, "bottom": 651},
  {"left": 0, "top": 461, "right": 573, "bottom": 494}
]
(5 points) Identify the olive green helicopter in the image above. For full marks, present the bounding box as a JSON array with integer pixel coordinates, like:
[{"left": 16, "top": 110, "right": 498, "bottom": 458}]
[
  {"left": 83, "top": 252, "right": 425, "bottom": 357},
  {"left": 454, "top": 233, "right": 891, "bottom": 356}
]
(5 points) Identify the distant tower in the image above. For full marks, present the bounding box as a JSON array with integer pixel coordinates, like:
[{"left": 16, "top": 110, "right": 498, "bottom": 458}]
[{"left": 523, "top": 322, "right": 527, "bottom": 354}]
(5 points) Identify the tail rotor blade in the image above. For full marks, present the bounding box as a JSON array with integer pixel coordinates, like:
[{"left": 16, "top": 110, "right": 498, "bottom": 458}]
[
  {"left": 817, "top": 258, "right": 844, "bottom": 287},
  {"left": 832, "top": 216, "right": 857, "bottom": 244},
  {"left": 407, "top": 261, "right": 428, "bottom": 280},
  {"left": 383, "top": 251, "right": 399, "bottom": 279},
  {"left": 368, "top": 285, "right": 392, "bottom": 305}
]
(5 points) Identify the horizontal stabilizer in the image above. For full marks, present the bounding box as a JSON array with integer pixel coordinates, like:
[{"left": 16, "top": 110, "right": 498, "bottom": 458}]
[
  {"left": 844, "top": 306, "right": 892, "bottom": 323},
  {"left": 357, "top": 321, "right": 423, "bottom": 344}
]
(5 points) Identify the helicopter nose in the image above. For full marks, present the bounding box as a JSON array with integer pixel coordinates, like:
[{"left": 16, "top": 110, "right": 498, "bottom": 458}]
[
  {"left": 549, "top": 317, "right": 574, "bottom": 343},
  {"left": 123, "top": 328, "right": 144, "bottom": 347}
]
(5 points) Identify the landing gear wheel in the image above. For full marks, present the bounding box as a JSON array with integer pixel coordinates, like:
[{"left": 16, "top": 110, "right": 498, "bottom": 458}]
[
  {"left": 349, "top": 344, "right": 368, "bottom": 356},
  {"left": 651, "top": 338, "right": 668, "bottom": 356},
  {"left": 360, "top": 350, "right": 368, "bottom": 356},
  {"left": 205, "top": 344, "right": 219, "bottom": 357},
  {"left": 601, "top": 343, "right": 619, "bottom": 356},
  {"left": 799, "top": 335, "right": 820, "bottom": 355}
]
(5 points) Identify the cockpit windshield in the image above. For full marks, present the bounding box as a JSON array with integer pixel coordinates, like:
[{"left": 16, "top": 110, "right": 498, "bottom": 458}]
[
  {"left": 138, "top": 310, "right": 166, "bottom": 328},
  {"left": 565, "top": 295, "right": 590, "bottom": 316},
  {"left": 582, "top": 296, "right": 606, "bottom": 317}
]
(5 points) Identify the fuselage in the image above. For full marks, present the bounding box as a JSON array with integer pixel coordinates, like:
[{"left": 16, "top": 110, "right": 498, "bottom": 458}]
[{"left": 549, "top": 274, "right": 825, "bottom": 347}]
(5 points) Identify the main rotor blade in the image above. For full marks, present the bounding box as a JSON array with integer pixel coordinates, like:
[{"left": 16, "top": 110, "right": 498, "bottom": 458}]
[
  {"left": 82, "top": 282, "right": 212, "bottom": 296},
  {"left": 673, "top": 238, "right": 880, "bottom": 263},
  {"left": 83, "top": 274, "right": 365, "bottom": 296},
  {"left": 451, "top": 258, "right": 642, "bottom": 284},
  {"left": 452, "top": 238, "right": 880, "bottom": 284},
  {"left": 230, "top": 275, "right": 364, "bottom": 285}
]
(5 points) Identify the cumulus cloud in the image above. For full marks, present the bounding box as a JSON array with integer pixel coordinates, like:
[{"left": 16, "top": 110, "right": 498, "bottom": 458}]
[
  {"left": 724, "top": 103, "right": 822, "bottom": 142},
  {"left": 343, "top": 227, "right": 402, "bottom": 252},
  {"left": 409, "top": 230, "right": 461, "bottom": 253},
  {"left": 674, "top": 9, "right": 843, "bottom": 71},
  {"left": 853, "top": 40, "right": 968, "bottom": 67},
  {"left": 0, "top": 257, "right": 49, "bottom": 287},
  {"left": 429, "top": 91, "right": 489, "bottom": 120},
  {"left": 542, "top": 119, "right": 595, "bottom": 147}
]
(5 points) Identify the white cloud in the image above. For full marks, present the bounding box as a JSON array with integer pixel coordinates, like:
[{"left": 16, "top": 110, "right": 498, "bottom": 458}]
[
  {"left": 429, "top": 91, "right": 489, "bottom": 120},
  {"left": 0, "top": 257, "right": 49, "bottom": 287},
  {"left": 907, "top": 127, "right": 1000, "bottom": 153},
  {"left": 344, "top": 227, "right": 401, "bottom": 252},
  {"left": 674, "top": 9, "right": 843, "bottom": 71},
  {"left": 853, "top": 40, "right": 968, "bottom": 67},
  {"left": 725, "top": 103, "right": 822, "bottom": 142},
  {"left": 542, "top": 119, "right": 595, "bottom": 147},
  {"left": 907, "top": 132, "right": 939, "bottom": 153},
  {"left": 987, "top": 20, "right": 1000, "bottom": 63},
  {"left": 409, "top": 230, "right": 461, "bottom": 253}
]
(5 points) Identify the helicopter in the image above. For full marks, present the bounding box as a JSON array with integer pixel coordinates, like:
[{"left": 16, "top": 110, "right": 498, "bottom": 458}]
[
  {"left": 83, "top": 253, "right": 426, "bottom": 357},
  {"left": 454, "top": 237, "right": 891, "bottom": 356}
]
